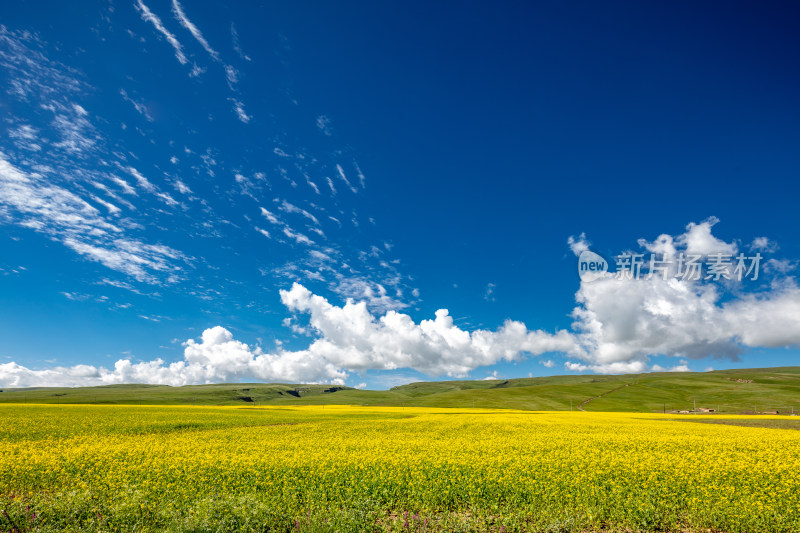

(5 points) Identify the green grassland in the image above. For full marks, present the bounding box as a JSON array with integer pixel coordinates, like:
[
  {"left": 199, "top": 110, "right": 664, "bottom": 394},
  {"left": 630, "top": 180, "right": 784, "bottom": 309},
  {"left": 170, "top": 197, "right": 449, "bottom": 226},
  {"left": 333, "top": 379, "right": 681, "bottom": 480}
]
[{"left": 1, "top": 366, "right": 799, "bottom": 413}]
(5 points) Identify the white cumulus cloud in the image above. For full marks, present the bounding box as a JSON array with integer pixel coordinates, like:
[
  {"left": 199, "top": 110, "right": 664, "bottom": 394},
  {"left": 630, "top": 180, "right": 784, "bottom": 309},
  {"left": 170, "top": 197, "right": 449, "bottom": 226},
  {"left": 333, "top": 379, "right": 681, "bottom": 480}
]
[
  {"left": 565, "top": 218, "right": 800, "bottom": 373},
  {"left": 279, "top": 283, "right": 575, "bottom": 377},
  {"left": 0, "top": 284, "right": 574, "bottom": 387}
]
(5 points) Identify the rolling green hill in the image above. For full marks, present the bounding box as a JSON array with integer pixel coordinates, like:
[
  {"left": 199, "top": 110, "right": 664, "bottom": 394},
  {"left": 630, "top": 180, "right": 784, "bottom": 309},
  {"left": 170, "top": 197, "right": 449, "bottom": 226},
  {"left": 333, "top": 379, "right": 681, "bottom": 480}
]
[{"left": 1, "top": 366, "right": 799, "bottom": 413}]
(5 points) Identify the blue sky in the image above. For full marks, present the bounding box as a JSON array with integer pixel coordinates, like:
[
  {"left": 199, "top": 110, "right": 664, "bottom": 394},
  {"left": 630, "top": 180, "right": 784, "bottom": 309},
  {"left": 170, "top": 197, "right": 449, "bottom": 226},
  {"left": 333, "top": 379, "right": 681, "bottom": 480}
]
[{"left": 0, "top": 1, "right": 798, "bottom": 389}]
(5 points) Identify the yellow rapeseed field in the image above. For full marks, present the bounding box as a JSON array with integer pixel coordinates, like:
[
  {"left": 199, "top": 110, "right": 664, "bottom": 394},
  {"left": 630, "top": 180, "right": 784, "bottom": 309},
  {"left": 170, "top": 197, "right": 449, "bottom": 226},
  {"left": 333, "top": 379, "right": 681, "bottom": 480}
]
[{"left": 1, "top": 404, "right": 798, "bottom": 532}]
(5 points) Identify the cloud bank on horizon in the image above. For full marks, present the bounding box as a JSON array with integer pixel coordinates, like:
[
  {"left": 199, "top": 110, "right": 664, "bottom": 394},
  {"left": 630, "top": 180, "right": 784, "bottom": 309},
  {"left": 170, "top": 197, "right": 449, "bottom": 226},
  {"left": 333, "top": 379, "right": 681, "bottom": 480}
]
[{"left": 2, "top": 217, "right": 799, "bottom": 388}]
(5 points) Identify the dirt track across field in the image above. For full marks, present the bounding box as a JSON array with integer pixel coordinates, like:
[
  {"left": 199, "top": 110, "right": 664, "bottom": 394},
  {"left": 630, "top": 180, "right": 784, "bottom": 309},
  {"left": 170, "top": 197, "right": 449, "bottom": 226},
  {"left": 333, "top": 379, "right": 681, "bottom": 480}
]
[{"left": 578, "top": 382, "right": 632, "bottom": 411}]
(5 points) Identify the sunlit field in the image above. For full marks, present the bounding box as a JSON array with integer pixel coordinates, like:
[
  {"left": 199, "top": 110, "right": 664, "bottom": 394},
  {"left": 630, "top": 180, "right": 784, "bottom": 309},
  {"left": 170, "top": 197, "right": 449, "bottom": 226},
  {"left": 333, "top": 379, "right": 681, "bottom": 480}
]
[{"left": 1, "top": 405, "right": 798, "bottom": 532}]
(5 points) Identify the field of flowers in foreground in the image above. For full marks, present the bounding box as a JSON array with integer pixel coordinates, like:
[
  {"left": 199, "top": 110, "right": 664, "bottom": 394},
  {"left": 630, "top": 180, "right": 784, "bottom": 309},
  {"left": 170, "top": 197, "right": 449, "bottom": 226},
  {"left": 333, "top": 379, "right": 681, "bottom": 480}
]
[{"left": 1, "top": 405, "right": 798, "bottom": 532}]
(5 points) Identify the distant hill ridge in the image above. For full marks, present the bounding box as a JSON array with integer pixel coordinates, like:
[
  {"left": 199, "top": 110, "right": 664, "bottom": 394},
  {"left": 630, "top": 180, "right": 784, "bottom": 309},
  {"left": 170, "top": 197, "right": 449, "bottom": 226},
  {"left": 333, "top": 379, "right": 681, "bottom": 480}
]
[{"left": 1, "top": 366, "right": 799, "bottom": 413}]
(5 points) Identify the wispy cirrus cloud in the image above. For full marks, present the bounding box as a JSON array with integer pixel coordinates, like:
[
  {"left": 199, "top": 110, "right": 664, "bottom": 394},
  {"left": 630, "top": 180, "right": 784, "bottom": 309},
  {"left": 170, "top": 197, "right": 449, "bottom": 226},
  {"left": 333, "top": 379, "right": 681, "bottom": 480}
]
[
  {"left": 126, "top": 166, "right": 156, "bottom": 193},
  {"left": 230, "top": 23, "right": 250, "bottom": 61},
  {"left": 230, "top": 98, "right": 251, "bottom": 123},
  {"left": 278, "top": 200, "right": 320, "bottom": 226},
  {"left": 135, "top": 0, "right": 187, "bottom": 65},
  {"left": 336, "top": 164, "right": 358, "bottom": 194},
  {"left": 165, "top": 0, "right": 249, "bottom": 122},
  {"left": 64, "top": 237, "right": 184, "bottom": 284},
  {"left": 0, "top": 28, "right": 188, "bottom": 286},
  {"left": 316, "top": 115, "right": 333, "bottom": 136},
  {"left": 119, "top": 88, "right": 153, "bottom": 121},
  {"left": 2, "top": 20, "right": 417, "bottom": 325},
  {"left": 170, "top": 0, "right": 241, "bottom": 90},
  {"left": 111, "top": 176, "right": 137, "bottom": 195},
  {"left": 257, "top": 201, "right": 326, "bottom": 248},
  {"left": 170, "top": 0, "right": 220, "bottom": 62},
  {"left": 0, "top": 156, "right": 120, "bottom": 237},
  {"left": 283, "top": 227, "right": 314, "bottom": 246},
  {"left": 0, "top": 156, "right": 185, "bottom": 283},
  {"left": 269, "top": 242, "right": 415, "bottom": 314}
]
